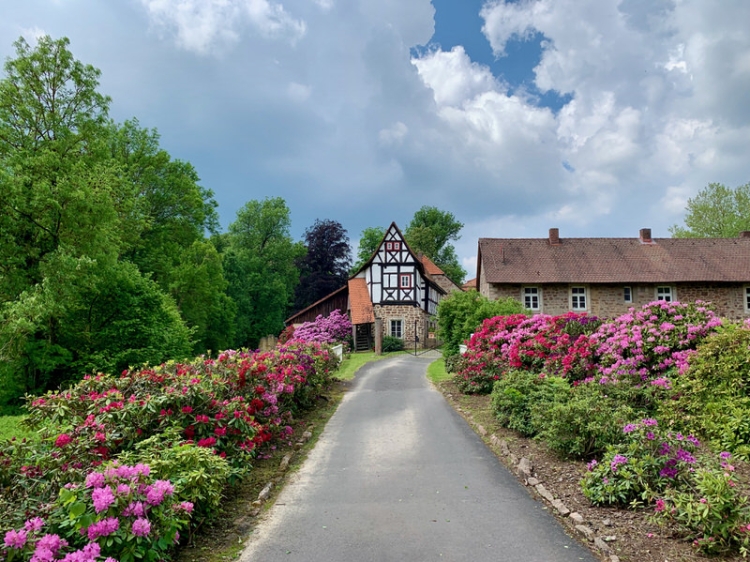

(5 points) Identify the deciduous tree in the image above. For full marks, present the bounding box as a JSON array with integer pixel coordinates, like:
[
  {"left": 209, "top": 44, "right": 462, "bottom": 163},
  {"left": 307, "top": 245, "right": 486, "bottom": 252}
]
[
  {"left": 405, "top": 206, "right": 466, "bottom": 284},
  {"left": 670, "top": 182, "right": 750, "bottom": 238}
]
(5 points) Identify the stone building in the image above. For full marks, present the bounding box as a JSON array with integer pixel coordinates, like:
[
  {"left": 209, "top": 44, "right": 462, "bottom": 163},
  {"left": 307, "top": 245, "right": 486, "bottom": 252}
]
[{"left": 476, "top": 228, "right": 750, "bottom": 319}]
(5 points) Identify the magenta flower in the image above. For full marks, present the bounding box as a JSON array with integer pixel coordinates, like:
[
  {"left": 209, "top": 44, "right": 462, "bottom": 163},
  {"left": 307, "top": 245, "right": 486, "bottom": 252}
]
[
  {"left": 85, "top": 472, "right": 106, "bottom": 489},
  {"left": 4, "top": 529, "right": 28, "bottom": 549},
  {"left": 123, "top": 501, "right": 146, "bottom": 517},
  {"left": 24, "top": 517, "right": 45, "bottom": 532},
  {"left": 654, "top": 498, "right": 665, "bottom": 512},
  {"left": 54, "top": 433, "right": 73, "bottom": 448},
  {"left": 131, "top": 517, "right": 151, "bottom": 537},
  {"left": 610, "top": 454, "right": 628, "bottom": 472},
  {"left": 91, "top": 486, "right": 116, "bottom": 513}
]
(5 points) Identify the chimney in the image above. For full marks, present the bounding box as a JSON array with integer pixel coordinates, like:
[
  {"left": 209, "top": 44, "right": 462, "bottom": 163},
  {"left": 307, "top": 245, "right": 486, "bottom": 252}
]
[
  {"left": 740, "top": 231, "right": 750, "bottom": 239},
  {"left": 549, "top": 228, "right": 560, "bottom": 245},
  {"left": 639, "top": 228, "right": 653, "bottom": 244}
]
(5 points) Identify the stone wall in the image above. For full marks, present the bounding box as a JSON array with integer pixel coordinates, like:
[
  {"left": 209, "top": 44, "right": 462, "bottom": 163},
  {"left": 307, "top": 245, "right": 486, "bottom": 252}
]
[
  {"left": 485, "top": 282, "right": 749, "bottom": 319},
  {"left": 374, "top": 304, "right": 432, "bottom": 348}
]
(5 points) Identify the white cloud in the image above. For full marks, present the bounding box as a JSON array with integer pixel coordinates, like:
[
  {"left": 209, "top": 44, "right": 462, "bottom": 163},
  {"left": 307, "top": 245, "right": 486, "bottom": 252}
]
[
  {"left": 287, "top": 81, "right": 311, "bottom": 102},
  {"left": 19, "top": 26, "right": 47, "bottom": 43},
  {"left": 139, "top": 0, "right": 305, "bottom": 53}
]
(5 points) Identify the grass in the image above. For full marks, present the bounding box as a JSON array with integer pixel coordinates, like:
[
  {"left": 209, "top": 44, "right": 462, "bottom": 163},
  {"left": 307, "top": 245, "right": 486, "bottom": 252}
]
[
  {"left": 0, "top": 415, "right": 36, "bottom": 442},
  {"left": 427, "top": 358, "right": 452, "bottom": 383},
  {"left": 335, "top": 351, "right": 400, "bottom": 381}
]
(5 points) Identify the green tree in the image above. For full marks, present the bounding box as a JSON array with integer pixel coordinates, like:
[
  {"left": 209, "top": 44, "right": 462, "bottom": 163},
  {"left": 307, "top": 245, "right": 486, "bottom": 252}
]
[
  {"left": 405, "top": 206, "right": 466, "bottom": 284},
  {"left": 437, "top": 290, "right": 526, "bottom": 356},
  {"left": 670, "top": 182, "right": 750, "bottom": 238},
  {"left": 351, "top": 226, "right": 385, "bottom": 273},
  {"left": 224, "top": 198, "right": 305, "bottom": 348}
]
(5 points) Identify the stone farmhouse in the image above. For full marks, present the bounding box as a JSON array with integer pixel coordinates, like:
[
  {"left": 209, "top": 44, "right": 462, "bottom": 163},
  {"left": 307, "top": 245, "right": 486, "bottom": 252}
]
[
  {"left": 477, "top": 228, "right": 750, "bottom": 319},
  {"left": 286, "top": 223, "right": 461, "bottom": 350}
]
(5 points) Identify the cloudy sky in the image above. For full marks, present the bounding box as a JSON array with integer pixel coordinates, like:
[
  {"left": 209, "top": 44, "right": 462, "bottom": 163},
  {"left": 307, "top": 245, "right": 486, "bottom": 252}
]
[{"left": 2, "top": 0, "right": 749, "bottom": 279}]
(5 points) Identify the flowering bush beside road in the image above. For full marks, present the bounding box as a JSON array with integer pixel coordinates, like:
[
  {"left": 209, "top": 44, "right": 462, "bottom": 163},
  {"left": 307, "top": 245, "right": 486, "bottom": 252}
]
[
  {"left": 1, "top": 341, "right": 339, "bottom": 562},
  {"left": 447, "top": 300, "right": 750, "bottom": 554}
]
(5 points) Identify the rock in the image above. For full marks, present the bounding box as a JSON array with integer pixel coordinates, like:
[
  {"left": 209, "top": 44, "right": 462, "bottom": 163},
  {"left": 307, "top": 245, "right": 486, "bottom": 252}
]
[
  {"left": 257, "top": 482, "right": 273, "bottom": 502},
  {"left": 569, "top": 512, "right": 584, "bottom": 524},
  {"left": 476, "top": 424, "right": 487, "bottom": 436},
  {"left": 250, "top": 508, "right": 261, "bottom": 517},
  {"left": 302, "top": 431, "right": 313, "bottom": 441},
  {"left": 575, "top": 525, "right": 595, "bottom": 542},
  {"left": 295, "top": 442, "right": 304, "bottom": 449},
  {"left": 609, "top": 556, "right": 620, "bottom": 562},
  {"left": 490, "top": 435, "right": 499, "bottom": 446},
  {"left": 535, "top": 484, "right": 555, "bottom": 503},
  {"left": 603, "top": 535, "right": 617, "bottom": 542},
  {"left": 594, "top": 537, "right": 611, "bottom": 553},
  {"left": 527, "top": 477, "right": 540, "bottom": 486},
  {"left": 551, "top": 499, "right": 570, "bottom": 516},
  {"left": 517, "top": 457, "right": 533, "bottom": 477},
  {"left": 602, "top": 518, "right": 613, "bottom": 527},
  {"left": 279, "top": 454, "right": 293, "bottom": 471},
  {"left": 499, "top": 440, "right": 511, "bottom": 456},
  {"left": 251, "top": 500, "right": 262, "bottom": 507}
]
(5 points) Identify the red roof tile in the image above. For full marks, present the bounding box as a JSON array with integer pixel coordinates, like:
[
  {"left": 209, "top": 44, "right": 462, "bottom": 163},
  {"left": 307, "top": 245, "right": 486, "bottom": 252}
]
[
  {"left": 419, "top": 253, "right": 444, "bottom": 275},
  {"left": 479, "top": 236, "right": 750, "bottom": 284},
  {"left": 462, "top": 278, "right": 477, "bottom": 290},
  {"left": 348, "top": 278, "right": 374, "bottom": 324}
]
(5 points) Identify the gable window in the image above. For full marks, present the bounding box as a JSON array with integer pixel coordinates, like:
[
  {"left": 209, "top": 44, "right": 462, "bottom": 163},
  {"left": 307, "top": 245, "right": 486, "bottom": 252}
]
[
  {"left": 385, "top": 241, "right": 401, "bottom": 252},
  {"left": 399, "top": 273, "right": 412, "bottom": 288},
  {"left": 623, "top": 286, "right": 632, "bottom": 303},
  {"left": 571, "top": 287, "right": 587, "bottom": 311},
  {"left": 523, "top": 287, "right": 540, "bottom": 310},
  {"left": 656, "top": 286, "right": 673, "bottom": 302},
  {"left": 390, "top": 319, "right": 403, "bottom": 339}
]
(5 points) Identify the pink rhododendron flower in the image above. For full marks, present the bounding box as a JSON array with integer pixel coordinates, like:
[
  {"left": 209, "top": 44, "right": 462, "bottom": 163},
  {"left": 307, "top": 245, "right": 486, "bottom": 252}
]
[
  {"left": 4, "top": 529, "right": 28, "bottom": 549},
  {"left": 131, "top": 517, "right": 151, "bottom": 537}
]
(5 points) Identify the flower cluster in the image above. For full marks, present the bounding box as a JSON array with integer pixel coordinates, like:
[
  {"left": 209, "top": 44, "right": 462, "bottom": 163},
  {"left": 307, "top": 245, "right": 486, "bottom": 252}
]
[
  {"left": 291, "top": 310, "right": 352, "bottom": 345},
  {"left": 2, "top": 518, "right": 115, "bottom": 562}
]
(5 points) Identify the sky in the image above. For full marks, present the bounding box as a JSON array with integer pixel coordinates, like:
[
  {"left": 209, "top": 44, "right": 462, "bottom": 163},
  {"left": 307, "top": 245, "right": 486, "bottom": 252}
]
[{"left": 2, "top": 0, "right": 750, "bottom": 280}]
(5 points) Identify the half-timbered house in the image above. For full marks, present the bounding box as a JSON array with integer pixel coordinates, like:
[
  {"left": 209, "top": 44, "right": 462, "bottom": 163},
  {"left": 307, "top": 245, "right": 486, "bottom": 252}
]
[{"left": 286, "top": 223, "right": 449, "bottom": 350}]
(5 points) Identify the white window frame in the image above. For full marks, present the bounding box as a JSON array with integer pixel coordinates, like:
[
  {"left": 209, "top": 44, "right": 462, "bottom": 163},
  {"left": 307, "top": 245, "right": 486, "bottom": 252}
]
[
  {"left": 523, "top": 287, "right": 541, "bottom": 311},
  {"left": 390, "top": 318, "right": 404, "bottom": 339},
  {"left": 656, "top": 286, "right": 674, "bottom": 302},
  {"left": 744, "top": 286, "right": 750, "bottom": 313},
  {"left": 570, "top": 286, "right": 588, "bottom": 311},
  {"left": 623, "top": 286, "right": 633, "bottom": 303}
]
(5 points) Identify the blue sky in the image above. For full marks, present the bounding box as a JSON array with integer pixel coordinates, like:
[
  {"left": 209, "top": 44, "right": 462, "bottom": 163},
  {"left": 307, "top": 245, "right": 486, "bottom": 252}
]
[{"left": 2, "top": 0, "right": 750, "bottom": 280}]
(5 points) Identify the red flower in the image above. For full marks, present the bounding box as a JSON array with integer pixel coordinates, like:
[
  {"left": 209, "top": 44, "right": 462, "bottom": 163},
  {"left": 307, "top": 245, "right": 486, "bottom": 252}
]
[
  {"left": 197, "top": 437, "right": 217, "bottom": 448},
  {"left": 181, "top": 406, "right": 193, "bottom": 414},
  {"left": 54, "top": 434, "right": 73, "bottom": 448}
]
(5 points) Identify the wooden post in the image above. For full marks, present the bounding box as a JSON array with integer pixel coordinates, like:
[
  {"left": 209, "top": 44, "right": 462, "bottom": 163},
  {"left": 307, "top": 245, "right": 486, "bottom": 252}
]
[
  {"left": 374, "top": 319, "right": 383, "bottom": 355},
  {"left": 352, "top": 324, "right": 357, "bottom": 352}
]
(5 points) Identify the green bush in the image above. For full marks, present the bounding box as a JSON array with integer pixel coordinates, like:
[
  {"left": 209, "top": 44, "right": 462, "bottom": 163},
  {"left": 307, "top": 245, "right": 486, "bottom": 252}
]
[
  {"left": 444, "top": 353, "right": 464, "bottom": 374},
  {"left": 436, "top": 290, "right": 526, "bottom": 356},
  {"left": 536, "top": 382, "right": 637, "bottom": 459},
  {"left": 658, "top": 324, "right": 750, "bottom": 459},
  {"left": 382, "top": 335, "right": 405, "bottom": 352},
  {"left": 117, "top": 431, "right": 233, "bottom": 523},
  {"left": 490, "top": 371, "right": 569, "bottom": 436}
]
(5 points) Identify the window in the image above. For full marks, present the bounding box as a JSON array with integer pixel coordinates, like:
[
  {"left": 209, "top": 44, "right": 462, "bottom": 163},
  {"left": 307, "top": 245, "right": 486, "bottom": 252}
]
[
  {"left": 390, "top": 319, "right": 403, "bottom": 339},
  {"left": 656, "top": 286, "right": 673, "bottom": 302},
  {"left": 523, "top": 287, "right": 540, "bottom": 310},
  {"left": 623, "top": 286, "right": 632, "bottom": 303},
  {"left": 571, "top": 287, "right": 587, "bottom": 310},
  {"left": 745, "top": 287, "right": 750, "bottom": 312},
  {"left": 399, "top": 273, "right": 412, "bottom": 288},
  {"left": 385, "top": 241, "right": 400, "bottom": 252}
]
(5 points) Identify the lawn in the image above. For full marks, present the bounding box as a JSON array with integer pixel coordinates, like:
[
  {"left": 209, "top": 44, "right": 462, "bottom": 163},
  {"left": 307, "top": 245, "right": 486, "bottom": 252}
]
[
  {"left": 335, "top": 350, "right": 405, "bottom": 380},
  {"left": 427, "top": 358, "right": 451, "bottom": 383},
  {"left": 0, "top": 415, "right": 36, "bottom": 442}
]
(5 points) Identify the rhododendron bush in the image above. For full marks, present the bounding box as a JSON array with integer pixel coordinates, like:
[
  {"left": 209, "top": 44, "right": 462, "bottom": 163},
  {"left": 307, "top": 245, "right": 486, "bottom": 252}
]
[
  {"left": 290, "top": 310, "right": 352, "bottom": 345},
  {"left": 454, "top": 302, "right": 721, "bottom": 395},
  {"left": 454, "top": 312, "right": 600, "bottom": 393},
  {"left": 0, "top": 341, "right": 339, "bottom": 561}
]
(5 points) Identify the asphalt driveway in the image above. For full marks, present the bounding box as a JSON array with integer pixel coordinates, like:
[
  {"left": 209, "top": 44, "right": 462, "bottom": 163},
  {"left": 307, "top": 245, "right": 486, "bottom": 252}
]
[{"left": 238, "top": 354, "right": 597, "bottom": 562}]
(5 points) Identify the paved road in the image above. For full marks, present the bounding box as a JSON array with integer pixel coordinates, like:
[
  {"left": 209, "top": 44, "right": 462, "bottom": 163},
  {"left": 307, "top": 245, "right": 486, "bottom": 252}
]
[{"left": 238, "top": 354, "right": 597, "bottom": 562}]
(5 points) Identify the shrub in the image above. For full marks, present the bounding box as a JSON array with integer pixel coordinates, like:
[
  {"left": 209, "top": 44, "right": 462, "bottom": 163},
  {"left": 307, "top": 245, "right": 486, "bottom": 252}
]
[
  {"left": 382, "top": 336, "right": 404, "bottom": 353},
  {"left": 490, "top": 371, "right": 569, "bottom": 437},
  {"left": 291, "top": 310, "right": 352, "bottom": 345},
  {"left": 658, "top": 323, "right": 750, "bottom": 459},
  {"left": 653, "top": 452, "right": 750, "bottom": 556},
  {"left": 580, "top": 419, "right": 701, "bottom": 506},
  {"left": 536, "top": 382, "right": 637, "bottom": 459},
  {"left": 436, "top": 291, "right": 526, "bottom": 356},
  {"left": 592, "top": 300, "right": 722, "bottom": 387}
]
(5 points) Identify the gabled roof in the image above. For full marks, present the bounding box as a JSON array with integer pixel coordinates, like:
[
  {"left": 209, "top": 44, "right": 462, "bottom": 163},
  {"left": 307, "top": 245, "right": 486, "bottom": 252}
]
[
  {"left": 348, "top": 278, "right": 374, "bottom": 324},
  {"left": 418, "top": 253, "right": 444, "bottom": 275},
  {"left": 478, "top": 232, "right": 750, "bottom": 284},
  {"left": 285, "top": 284, "right": 348, "bottom": 325},
  {"left": 462, "top": 278, "right": 477, "bottom": 291}
]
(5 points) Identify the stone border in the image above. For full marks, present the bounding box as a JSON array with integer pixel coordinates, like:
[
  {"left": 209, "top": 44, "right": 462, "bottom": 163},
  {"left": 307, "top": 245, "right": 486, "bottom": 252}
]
[{"left": 452, "top": 401, "right": 620, "bottom": 562}]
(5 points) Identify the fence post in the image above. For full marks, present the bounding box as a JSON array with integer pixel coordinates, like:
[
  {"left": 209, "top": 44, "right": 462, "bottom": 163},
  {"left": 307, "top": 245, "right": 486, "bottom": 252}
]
[{"left": 374, "top": 319, "right": 383, "bottom": 355}]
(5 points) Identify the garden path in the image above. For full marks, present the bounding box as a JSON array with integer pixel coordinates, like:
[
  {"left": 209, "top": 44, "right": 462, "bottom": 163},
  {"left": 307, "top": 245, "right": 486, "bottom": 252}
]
[{"left": 238, "top": 354, "right": 597, "bottom": 562}]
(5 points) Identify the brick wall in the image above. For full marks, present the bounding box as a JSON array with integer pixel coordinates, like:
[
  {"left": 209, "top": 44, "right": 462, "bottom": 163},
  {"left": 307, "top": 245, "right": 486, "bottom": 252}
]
[
  {"left": 485, "top": 282, "right": 749, "bottom": 319},
  {"left": 374, "top": 304, "right": 432, "bottom": 347}
]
